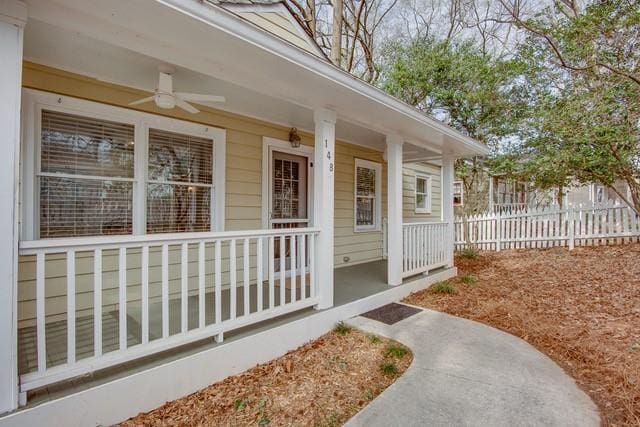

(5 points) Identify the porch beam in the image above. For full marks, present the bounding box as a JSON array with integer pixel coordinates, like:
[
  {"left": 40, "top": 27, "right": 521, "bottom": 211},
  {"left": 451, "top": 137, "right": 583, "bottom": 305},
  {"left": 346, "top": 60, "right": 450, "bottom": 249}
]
[
  {"left": 313, "top": 108, "right": 336, "bottom": 309},
  {"left": 386, "top": 134, "right": 403, "bottom": 286},
  {"left": 0, "top": 0, "right": 27, "bottom": 414},
  {"left": 442, "top": 155, "right": 455, "bottom": 267}
]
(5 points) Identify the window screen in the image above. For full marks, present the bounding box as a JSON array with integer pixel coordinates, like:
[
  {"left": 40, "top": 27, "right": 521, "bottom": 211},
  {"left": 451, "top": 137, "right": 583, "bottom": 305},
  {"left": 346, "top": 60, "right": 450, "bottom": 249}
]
[
  {"left": 147, "top": 128, "right": 213, "bottom": 233},
  {"left": 355, "top": 164, "right": 377, "bottom": 228},
  {"left": 415, "top": 174, "right": 431, "bottom": 213},
  {"left": 39, "top": 109, "right": 134, "bottom": 237}
]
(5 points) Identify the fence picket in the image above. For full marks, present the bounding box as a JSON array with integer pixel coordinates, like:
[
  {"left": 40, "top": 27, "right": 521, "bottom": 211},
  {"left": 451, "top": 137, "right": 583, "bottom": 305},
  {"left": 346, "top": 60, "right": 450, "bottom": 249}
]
[{"left": 455, "top": 202, "right": 638, "bottom": 251}]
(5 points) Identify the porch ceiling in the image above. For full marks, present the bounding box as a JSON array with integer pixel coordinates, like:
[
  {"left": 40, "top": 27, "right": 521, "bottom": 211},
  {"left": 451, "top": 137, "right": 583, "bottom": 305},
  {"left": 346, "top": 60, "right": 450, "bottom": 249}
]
[{"left": 22, "top": 0, "right": 488, "bottom": 157}]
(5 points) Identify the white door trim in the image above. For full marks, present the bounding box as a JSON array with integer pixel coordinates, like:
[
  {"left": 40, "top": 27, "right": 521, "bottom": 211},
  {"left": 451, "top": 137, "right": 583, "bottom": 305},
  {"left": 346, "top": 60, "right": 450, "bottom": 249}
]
[
  {"left": 261, "top": 137, "right": 314, "bottom": 279},
  {"left": 261, "top": 137, "right": 314, "bottom": 230}
]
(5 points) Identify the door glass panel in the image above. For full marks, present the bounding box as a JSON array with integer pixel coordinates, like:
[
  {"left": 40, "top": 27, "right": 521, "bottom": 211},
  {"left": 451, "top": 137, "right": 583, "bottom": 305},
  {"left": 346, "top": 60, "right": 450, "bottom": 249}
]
[{"left": 270, "top": 151, "right": 308, "bottom": 274}]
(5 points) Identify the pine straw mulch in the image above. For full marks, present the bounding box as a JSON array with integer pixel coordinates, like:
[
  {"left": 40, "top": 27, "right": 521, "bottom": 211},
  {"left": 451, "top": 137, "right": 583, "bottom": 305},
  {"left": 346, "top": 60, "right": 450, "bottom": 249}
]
[
  {"left": 404, "top": 244, "right": 640, "bottom": 427},
  {"left": 120, "top": 327, "right": 412, "bottom": 426}
]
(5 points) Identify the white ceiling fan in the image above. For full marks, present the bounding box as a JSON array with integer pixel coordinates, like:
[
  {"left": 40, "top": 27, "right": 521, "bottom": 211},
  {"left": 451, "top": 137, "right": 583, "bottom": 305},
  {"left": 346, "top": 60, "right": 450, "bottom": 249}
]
[{"left": 129, "top": 67, "right": 225, "bottom": 114}]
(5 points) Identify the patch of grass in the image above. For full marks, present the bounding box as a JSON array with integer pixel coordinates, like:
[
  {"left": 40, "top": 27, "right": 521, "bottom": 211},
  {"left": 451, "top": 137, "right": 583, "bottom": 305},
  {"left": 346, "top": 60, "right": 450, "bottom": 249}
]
[
  {"left": 363, "top": 389, "right": 375, "bottom": 401},
  {"left": 256, "top": 398, "right": 270, "bottom": 426},
  {"left": 367, "top": 334, "right": 382, "bottom": 344},
  {"left": 459, "top": 246, "right": 480, "bottom": 259},
  {"left": 460, "top": 274, "right": 477, "bottom": 285},
  {"left": 234, "top": 398, "right": 248, "bottom": 411},
  {"left": 333, "top": 321, "right": 352, "bottom": 335},
  {"left": 379, "top": 362, "right": 398, "bottom": 376},
  {"left": 257, "top": 413, "right": 270, "bottom": 426},
  {"left": 430, "top": 281, "right": 457, "bottom": 295},
  {"left": 384, "top": 344, "right": 408, "bottom": 358}
]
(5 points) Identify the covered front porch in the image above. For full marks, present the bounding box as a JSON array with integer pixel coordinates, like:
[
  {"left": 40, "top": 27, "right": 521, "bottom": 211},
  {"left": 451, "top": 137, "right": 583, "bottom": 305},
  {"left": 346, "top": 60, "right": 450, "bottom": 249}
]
[
  {"left": 0, "top": 0, "right": 487, "bottom": 420},
  {"left": 16, "top": 259, "right": 453, "bottom": 408}
]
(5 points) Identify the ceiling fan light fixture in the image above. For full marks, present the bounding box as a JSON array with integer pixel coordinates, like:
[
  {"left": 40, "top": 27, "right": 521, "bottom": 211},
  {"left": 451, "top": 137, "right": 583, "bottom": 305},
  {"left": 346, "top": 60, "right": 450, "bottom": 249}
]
[{"left": 155, "top": 93, "right": 175, "bottom": 109}]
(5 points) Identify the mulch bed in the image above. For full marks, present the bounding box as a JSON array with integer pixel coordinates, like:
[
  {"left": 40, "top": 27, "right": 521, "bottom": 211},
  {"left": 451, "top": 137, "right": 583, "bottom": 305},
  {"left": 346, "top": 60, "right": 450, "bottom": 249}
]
[
  {"left": 120, "top": 328, "right": 412, "bottom": 426},
  {"left": 404, "top": 244, "right": 640, "bottom": 427}
]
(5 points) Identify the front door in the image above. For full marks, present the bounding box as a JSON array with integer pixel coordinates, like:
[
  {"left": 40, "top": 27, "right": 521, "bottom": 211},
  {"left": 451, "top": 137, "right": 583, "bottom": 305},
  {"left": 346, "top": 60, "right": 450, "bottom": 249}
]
[{"left": 270, "top": 150, "right": 309, "bottom": 273}]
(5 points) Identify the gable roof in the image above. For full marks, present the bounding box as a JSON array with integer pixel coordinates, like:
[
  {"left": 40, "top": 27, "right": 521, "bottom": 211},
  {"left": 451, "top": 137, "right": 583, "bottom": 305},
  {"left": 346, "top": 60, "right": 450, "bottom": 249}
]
[{"left": 207, "top": 0, "right": 327, "bottom": 58}]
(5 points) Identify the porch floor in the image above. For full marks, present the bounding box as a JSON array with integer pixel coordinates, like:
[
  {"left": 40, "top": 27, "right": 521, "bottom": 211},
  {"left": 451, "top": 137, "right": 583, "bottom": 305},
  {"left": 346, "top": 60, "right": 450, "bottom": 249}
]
[{"left": 16, "top": 259, "right": 407, "bottom": 407}]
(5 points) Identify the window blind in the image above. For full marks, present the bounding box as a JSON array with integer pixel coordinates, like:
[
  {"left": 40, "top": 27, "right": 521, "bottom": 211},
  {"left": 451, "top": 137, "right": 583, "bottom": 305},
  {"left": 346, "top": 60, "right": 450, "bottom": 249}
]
[
  {"left": 356, "top": 165, "right": 376, "bottom": 227},
  {"left": 39, "top": 110, "right": 134, "bottom": 238},
  {"left": 147, "top": 128, "right": 213, "bottom": 233},
  {"left": 41, "top": 109, "right": 135, "bottom": 178}
]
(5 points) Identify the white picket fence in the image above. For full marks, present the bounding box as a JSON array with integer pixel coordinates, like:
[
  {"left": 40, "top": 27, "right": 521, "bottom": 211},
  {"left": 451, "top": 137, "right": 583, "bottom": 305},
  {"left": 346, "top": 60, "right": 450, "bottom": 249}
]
[{"left": 455, "top": 203, "right": 640, "bottom": 251}]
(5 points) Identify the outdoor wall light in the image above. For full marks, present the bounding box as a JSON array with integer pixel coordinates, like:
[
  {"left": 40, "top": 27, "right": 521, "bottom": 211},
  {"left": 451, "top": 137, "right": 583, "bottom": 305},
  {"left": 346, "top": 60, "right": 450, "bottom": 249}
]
[{"left": 289, "top": 127, "right": 301, "bottom": 148}]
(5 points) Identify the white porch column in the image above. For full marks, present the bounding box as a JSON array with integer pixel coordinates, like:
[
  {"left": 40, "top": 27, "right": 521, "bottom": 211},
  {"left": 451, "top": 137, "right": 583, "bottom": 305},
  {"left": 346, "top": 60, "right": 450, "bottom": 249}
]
[
  {"left": 0, "top": 0, "right": 27, "bottom": 414},
  {"left": 313, "top": 108, "right": 336, "bottom": 309},
  {"left": 386, "top": 135, "right": 403, "bottom": 286},
  {"left": 442, "top": 155, "right": 455, "bottom": 267}
]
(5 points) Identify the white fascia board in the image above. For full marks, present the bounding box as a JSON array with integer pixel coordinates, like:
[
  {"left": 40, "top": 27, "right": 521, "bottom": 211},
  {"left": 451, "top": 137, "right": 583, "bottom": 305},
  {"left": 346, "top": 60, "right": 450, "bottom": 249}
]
[{"left": 157, "top": 0, "right": 488, "bottom": 156}]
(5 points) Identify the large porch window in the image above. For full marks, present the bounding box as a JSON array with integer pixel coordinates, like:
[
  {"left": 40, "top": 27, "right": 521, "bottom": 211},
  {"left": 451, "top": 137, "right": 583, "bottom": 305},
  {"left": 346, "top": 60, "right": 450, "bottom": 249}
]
[
  {"left": 39, "top": 109, "right": 135, "bottom": 238},
  {"left": 22, "top": 90, "right": 226, "bottom": 240}
]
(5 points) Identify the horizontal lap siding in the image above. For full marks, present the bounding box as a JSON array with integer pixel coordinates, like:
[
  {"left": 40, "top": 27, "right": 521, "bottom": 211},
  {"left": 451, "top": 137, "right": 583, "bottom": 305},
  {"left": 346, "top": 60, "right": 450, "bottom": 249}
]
[
  {"left": 17, "top": 63, "right": 386, "bottom": 326},
  {"left": 402, "top": 162, "right": 442, "bottom": 222},
  {"left": 237, "top": 12, "right": 318, "bottom": 55},
  {"left": 333, "top": 143, "right": 386, "bottom": 267}
]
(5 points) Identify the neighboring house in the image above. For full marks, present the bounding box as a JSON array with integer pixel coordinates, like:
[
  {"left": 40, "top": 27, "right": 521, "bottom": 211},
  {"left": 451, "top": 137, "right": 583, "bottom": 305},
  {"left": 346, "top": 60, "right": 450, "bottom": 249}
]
[
  {"left": 564, "top": 181, "right": 632, "bottom": 207},
  {"left": 453, "top": 172, "right": 537, "bottom": 216},
  {"left": 0, "top": 0, "right": 487, "bottom": 424}
]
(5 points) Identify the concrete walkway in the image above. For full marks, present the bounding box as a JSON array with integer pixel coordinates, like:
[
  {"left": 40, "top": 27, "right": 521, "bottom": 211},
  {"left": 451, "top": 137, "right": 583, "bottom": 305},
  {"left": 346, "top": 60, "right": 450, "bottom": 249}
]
[{"left": 345, "top": 307, "right": 600, "bottom": 427}]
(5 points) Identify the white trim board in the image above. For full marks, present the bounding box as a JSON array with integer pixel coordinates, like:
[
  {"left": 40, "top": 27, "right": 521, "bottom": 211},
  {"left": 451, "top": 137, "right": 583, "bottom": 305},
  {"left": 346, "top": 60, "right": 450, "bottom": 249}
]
[{"left": 0, "top": 267, "right": 456, "bottom": 427}]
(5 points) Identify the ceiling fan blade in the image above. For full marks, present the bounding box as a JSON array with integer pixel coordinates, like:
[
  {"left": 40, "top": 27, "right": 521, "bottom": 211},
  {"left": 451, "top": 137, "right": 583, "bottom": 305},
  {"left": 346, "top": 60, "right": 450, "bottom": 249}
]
[
  {"left": 174, "top": 92, "right": 226, "bottom": 103},
  {"left": 128, "top": 96, "right": 155, "bottom": 106},
  {"left": 175, "top": 97, "right": 200, "bottom": 114}
]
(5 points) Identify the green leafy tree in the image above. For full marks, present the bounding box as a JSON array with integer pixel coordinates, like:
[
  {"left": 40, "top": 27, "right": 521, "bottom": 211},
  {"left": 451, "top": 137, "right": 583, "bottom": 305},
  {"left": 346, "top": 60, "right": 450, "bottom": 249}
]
[
  {"left": 497, "top": 0, "right": 640, "bottom": 211},
  {"left": 381, "top": 37, "right": 526, "bottom": 214}
]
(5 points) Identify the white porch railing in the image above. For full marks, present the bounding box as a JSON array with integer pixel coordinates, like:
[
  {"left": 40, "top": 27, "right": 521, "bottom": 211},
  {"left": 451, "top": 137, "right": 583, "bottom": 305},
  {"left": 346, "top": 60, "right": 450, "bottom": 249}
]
[
  {"left": 402, "top": 222, "right": 448, "bottom": 278},
  {"left": 18, "top": 227, "right": 319, "bottom": 394}
]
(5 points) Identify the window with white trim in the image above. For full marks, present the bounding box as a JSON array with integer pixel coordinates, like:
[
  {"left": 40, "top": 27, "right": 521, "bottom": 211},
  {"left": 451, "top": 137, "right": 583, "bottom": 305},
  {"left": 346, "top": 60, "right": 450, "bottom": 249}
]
[
  {"left": 25, "top": 90, "right": 225, "bottom": 239},
  {"left": 39, "top": 109, "right": 135, "bottom": 238},
  {"left": 414, "top": 173, "right": 432, "bottom": 214},
  {"left": 453, "top": 181, "right": 464, "bottom": 206},
  {"left": 354, "top": 159, "right": 382, "bottom": 231}
]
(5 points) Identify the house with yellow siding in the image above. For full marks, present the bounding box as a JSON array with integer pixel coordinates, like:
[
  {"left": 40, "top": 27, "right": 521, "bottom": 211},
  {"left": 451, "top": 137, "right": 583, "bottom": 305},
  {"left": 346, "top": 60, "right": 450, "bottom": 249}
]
[{"left": 0, "top": 0, "right": 487, "bottom": 424}]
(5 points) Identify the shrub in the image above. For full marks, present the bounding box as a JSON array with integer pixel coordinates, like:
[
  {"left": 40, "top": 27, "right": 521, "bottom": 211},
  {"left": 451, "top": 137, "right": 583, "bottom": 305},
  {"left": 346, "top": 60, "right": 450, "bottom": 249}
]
[
  {"left": 459, "top": 246, "right": 480, "bottom": 259},
  {"left": 380, "top": 362, "right": 398, "bottom": 376},
  {"left": 460, "top": 274, "right": 477, "bottom": 285},
  {"left": 368, "top": 334, "right": 382, "bottom": 344},
  {"left": 384, "top": 344, "right": 408, "bottom": 358},
  {"left": 430, "top": 281, "right": 457, "bottom": 294},
  {"left": 234, "top": 398, "right": 248, "bottom": 411},
  {"left": 333, "top": 321, "right": 352, "bottom": 335}
]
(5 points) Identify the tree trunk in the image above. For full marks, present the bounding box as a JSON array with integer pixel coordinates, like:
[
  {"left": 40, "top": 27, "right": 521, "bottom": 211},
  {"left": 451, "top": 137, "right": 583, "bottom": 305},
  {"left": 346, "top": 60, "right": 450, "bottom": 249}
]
[
  {"left": 331, "top": 0, "right": 343, "bottom": 66},
  {"left": 306, "top": 0, "right": 316, "bottom": 38}
]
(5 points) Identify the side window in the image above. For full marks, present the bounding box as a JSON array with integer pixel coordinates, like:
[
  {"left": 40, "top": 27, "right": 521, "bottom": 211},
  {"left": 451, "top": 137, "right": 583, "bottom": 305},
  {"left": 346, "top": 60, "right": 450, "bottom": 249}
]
[
  {"left": 415, "top": 173, "right": 432, "bottom": 214},
  {"left": 354, "top": 159, "right": 382, "bottom": 231},
  {"left": 453, "top": 181, "right": 464, "bottom": 206}
]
